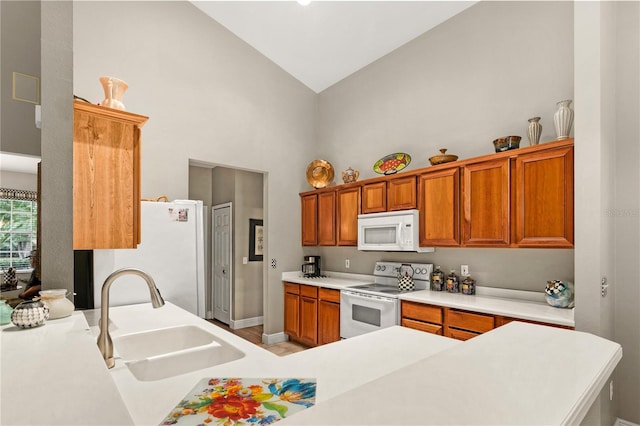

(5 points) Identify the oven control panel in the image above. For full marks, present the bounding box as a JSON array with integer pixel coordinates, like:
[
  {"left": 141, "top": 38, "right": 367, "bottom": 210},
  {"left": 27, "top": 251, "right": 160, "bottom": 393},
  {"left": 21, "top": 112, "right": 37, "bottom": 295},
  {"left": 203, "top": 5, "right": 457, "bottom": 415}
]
[{"left": 373, "top": 262, "right": 433, "bottom": 281}]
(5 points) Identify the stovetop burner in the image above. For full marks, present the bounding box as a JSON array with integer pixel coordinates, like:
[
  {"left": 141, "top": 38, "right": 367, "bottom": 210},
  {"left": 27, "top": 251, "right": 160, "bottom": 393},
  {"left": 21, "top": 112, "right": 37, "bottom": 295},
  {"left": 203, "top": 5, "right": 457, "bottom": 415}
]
[{"left": 343, "top": 262, "right": 434, "bottom": 298}]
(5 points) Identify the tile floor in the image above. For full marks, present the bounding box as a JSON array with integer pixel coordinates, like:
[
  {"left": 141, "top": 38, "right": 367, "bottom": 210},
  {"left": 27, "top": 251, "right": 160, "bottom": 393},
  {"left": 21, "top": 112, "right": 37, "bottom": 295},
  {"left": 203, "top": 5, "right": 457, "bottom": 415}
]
[{"left": 208, "top": 319, "right": 308, "bottom": 356}]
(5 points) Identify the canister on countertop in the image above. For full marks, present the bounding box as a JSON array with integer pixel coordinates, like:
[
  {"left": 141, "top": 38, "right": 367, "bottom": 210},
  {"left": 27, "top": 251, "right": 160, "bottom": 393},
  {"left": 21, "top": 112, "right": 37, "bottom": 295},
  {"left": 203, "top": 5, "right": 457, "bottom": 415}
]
[
  {"left": 430, "top": 266, "right": 445, "bottom": 291},
  {"left": 461, "top": 276, "right": 476, "bottom": 295},
  {"left": 446, "top": 270, "right": 459, "bottom": 293}
]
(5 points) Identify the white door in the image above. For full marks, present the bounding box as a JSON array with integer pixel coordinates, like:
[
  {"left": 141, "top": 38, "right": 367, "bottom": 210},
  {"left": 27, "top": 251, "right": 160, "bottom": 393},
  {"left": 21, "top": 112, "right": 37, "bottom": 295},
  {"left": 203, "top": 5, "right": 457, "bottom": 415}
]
[{"left": 212, "top": 203, "right": 232, "bottom": 324}]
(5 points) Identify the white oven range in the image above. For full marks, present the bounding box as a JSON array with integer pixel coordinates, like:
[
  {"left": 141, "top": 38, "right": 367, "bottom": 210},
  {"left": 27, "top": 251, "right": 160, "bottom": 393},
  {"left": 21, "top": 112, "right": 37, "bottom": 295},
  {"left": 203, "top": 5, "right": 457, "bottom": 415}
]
[{"left": 340, "top": 261, "right": 433, "bottom": 339}]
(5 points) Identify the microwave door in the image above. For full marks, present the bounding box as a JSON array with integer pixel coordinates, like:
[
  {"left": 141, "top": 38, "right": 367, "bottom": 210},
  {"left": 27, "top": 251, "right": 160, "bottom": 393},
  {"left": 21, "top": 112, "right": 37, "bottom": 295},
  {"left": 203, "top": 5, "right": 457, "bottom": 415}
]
[{"left": 360, "top": 223, "right": 401, "bottom": 249}]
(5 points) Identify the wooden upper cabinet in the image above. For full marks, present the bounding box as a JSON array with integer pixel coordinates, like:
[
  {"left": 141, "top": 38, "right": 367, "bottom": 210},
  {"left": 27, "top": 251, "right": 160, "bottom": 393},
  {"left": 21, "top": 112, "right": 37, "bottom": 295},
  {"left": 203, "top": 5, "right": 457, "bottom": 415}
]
[
  {"left": 513, "top": 145, "right": 574, "bottom": 247},
  {"left": 73, "top": 101, "right": 148, "bottom": 249},
  {"left": 301, "top": 194, "right": 318, "bottom": 246},
  {"left": 462, "top": 159, "right": 510, "bottom": 246},
  {"left": 361, "top": 182, "right": 387, "bottom": 214},
  {"left": 388, "top": 176, "right": 417, "bottom": 210},
  {"left": 336, "top": 186, "right": 361, "bottom": 246},
  {"left": 317, "top": 191, "right": 336, "bottom": 245},
  {"left": 418, "top": 167, "right": 460, "bottom": 246}
]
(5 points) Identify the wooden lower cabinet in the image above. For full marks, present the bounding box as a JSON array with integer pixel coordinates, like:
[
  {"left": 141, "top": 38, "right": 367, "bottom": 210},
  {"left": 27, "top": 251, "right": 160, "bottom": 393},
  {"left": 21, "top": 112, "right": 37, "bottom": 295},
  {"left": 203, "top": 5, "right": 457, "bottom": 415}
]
[
  {"left": 401, "top": 300, "right": 572, "bottom": 340},
  {"left": 400, "top": 301, "right": 444, "bottom": 335},
  {"left": 283, "top": 283, "right": 340, "bottom": 347}
]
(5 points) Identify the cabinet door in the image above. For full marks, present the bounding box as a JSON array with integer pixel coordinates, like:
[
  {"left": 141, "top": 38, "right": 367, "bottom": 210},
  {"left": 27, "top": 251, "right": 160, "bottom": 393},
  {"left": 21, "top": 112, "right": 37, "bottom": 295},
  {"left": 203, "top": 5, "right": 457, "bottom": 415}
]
[
  {"left": 514, "top": 146, "right": 574, "bottom": 247},
  {"left": 318, "top": 300, "right": 340, "bottom": 345},
  {"left": 336, "top": 187, "right": 361, "bottom": 246},
  {"left": 388, "top": 176, "right": 417, "bottom": 210},
  {"left": 362, "top": 182, "right": 387, "bottom": 214},
  {"left": 300, "top": 194, "right": 318, "bottom": 246},
  {"left": 73, "top": 102, "right": 147, "bottom": 249},
  {"left": 284, "top": 292, "right": 300, "bottom": 338},
  {"left": 462, "top": 159, "right": 510, "bottom": 246},
  {"left": 401, "top": 318, "right": 444, "bottom": 335},
  {"left": 299, "top": 296, "right": 318, "bottom": 346},
  {"left": 317, "top": 191, "right": 336, "bottom": 245},
  {"left": 418, "top": 168, "right": 460, "bottom": 246}
]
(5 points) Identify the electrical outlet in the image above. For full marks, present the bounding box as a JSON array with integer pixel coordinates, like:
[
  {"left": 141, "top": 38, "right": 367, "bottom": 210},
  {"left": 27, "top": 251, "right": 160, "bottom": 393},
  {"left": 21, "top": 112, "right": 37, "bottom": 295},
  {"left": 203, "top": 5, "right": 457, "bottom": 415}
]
[
  {"left": 345, "top": 259, "right": 350, "bottom": 269},
  {"left": 461, "top": 265, "right": 469, "bottom": 276}
]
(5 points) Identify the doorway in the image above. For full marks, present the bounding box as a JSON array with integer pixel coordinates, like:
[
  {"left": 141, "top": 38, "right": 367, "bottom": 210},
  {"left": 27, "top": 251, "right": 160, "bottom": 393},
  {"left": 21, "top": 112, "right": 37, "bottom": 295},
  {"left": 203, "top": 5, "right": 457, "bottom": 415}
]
[{"left": 212, "top": 203, "right": 232, "bottom": 324}]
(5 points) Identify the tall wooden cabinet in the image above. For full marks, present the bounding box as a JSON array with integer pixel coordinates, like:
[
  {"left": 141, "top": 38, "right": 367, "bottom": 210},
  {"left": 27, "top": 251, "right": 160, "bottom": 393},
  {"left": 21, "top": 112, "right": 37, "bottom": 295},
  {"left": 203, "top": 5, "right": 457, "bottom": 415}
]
[
  {"left": 317, "top": 191, "right": 336, "bottom": 245},
  {"left": 301, "top": 194, "right": 318, "bottom": 246},
  {"left": 513, "top": 146, "right": 574, "bottom": 247},
  {"left": 336, "top": 186, "right": 360, "bottom": 246},
  {"left": 73, "top": 101, "right": 148, "bottom": 249},
  {"left": 418, "top": 168, "right": 460, "bottom": 247}
]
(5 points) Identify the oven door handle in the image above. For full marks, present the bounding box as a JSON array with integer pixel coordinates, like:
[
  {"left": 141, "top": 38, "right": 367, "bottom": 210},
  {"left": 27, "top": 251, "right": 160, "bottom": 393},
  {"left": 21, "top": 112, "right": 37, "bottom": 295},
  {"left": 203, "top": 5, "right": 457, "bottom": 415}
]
[{"left": 341, "top": 290, "right": 397, "bottom": 303}]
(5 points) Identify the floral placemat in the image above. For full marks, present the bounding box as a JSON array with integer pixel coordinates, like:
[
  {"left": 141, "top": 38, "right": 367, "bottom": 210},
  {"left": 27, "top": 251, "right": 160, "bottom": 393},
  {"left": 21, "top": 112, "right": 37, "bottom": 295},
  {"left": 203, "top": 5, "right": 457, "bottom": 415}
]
[{"left": 161, "top": 377, "right": 317, "bottom": 425}]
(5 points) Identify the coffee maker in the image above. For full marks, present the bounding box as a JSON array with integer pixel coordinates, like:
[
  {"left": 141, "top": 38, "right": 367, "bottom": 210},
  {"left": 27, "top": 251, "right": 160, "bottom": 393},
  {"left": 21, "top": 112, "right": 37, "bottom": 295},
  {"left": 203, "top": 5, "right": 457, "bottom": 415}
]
[{"left": 301, "top": 256, "right": 321, "bottom": 278}]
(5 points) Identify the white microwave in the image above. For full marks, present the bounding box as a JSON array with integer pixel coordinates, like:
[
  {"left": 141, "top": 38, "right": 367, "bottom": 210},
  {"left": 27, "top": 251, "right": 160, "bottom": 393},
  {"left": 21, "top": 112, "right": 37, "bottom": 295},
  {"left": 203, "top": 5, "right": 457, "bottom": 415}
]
[{"left": 357, "top": 210, "right": 434, "bottom": 252}]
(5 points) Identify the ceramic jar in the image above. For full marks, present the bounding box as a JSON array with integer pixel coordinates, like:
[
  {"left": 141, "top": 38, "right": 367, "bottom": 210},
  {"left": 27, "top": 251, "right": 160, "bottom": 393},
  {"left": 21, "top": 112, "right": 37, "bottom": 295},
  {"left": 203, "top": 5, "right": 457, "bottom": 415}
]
[
  {"left": 527, "top": 117, "right": 542, "bottom": 145},
  {"left": 553, "top": 100, "right": 574, "bottom": 140},
  {"left": 39, "top": 289, "right": 75, "bottom": 319},
  {"left": 11, "top": 300, "right": 49, "bottom": 328},
  {"left": 445, "top": 270, "right": 459, "bottom": 293},
  {"left": 461, "top": 276, "right": 476, "bottom": 295},
  {"left": 430, "top": 266, "right": 445, "bottom": 291},
  {"left": 0, "top": 300, "right": 14, "bottom": 325},
  {"left": 99, "top": 76, "right": 129, "bottom": 110},
  {"left": 341, "top": 167, "right": 359, "bottom": 184}
]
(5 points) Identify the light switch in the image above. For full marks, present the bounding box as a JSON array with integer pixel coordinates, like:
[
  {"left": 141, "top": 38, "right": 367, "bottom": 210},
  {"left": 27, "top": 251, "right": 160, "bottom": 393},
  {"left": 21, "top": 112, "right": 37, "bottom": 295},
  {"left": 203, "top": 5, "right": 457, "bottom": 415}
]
[{"left": 242, "top": 257, "right": 248, "bottom": 264}]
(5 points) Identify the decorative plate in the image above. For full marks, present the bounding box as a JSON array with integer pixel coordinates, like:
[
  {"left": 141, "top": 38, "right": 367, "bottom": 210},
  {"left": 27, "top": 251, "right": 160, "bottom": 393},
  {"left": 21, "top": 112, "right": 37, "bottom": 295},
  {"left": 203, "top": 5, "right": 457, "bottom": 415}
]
[
  {"left": 306, "top": 160, "right": 334, "bottom": 189},
  {"left": 373, "top": 153, "right": 411, "bottom": 175}
]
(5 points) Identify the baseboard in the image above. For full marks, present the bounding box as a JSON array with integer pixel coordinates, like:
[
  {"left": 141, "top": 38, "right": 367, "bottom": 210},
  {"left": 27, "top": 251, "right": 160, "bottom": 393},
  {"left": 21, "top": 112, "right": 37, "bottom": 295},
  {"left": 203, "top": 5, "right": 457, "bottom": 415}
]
[
  {"left": 615, "top": 418, "right": 639, "bottom": 426},
  {"left": 205, "top": 310, "right": 213, "bottom": 320},
  {"left": 230, "top": 316, "right": 263, "bottom": 330},
  {"left": 262, "top": 332, "right": 288, "bottom": 345}
]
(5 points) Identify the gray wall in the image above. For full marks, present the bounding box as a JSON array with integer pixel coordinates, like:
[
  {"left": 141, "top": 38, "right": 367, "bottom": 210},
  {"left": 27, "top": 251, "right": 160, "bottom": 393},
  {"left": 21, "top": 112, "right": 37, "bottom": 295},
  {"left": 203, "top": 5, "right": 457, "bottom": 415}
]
[
  {"left": 0, "top": 1, "right": 41, "bottom": 156},
  {"left": 314, "top": 1, "right": 575, "bottom": 293},
  {"left": 0, "top": 171, "right": 37, "bottom": 192}
]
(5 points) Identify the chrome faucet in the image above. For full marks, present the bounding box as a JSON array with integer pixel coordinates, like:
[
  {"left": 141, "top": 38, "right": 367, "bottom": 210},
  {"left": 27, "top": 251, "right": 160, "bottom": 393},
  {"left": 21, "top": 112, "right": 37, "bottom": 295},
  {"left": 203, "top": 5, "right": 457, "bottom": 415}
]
[{"left": 96, "top": 268, "right": 165, "bottom": 368}]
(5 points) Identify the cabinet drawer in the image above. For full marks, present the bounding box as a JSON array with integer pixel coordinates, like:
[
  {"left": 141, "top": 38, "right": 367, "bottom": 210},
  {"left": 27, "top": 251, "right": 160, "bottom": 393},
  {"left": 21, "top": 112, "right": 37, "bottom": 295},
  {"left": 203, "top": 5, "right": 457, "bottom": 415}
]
[
  {"left": 447, "top": 327, "right": 480, "bottom": 341},
  {"left": 401, "top": 301, "right": 443, "bottom": 324},
  {"left": 284, "top": 282, "right": 300, "bottom": 295},
  {"left": 300, "top": 284, "right": 318, "bottom": 298},
  {"left": 318, "top": 287, "right": 340, "bottom": 303},
  {"left": 447, "top": 309, "right": 494, "bottom": 333},
  {"left": 401, "top": 318, "right": 443, "bottom": 335}
]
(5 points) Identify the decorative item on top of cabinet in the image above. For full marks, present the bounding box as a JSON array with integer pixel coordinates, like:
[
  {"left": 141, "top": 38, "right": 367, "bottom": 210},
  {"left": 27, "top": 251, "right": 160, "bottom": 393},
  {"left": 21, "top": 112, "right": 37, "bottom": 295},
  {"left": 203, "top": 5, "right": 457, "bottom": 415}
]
[
  {"left": 553, "top": 100, "right": 574, "bottom": 140},
  {"left": 388, "top": 175, "right": 416, "bottom": 210},
  {"left": 99, "top": 76, "right": 128, "bottom": 110},
  {"left": 336, "top": 186, "right": 360, "bottom": 246},
  {"left": 527, "top": 117, "right": 542, "bottom": 145},
  {"left": 373, "top": 153, "right": 411, "bottom": 175},
  {"left": 428, "top": 148, "right": 458, "bottom": 166},
  {"left": 306, "top": 160, "right": 334, "bottom": 189},
  {"left": 418, "top": 167, "right": 460, "bottom": 247},
  {"left": 341, "top": 166, "right": 359, "bottom": 184},
  {"left": 73, "top": 100, "right": 148, "bottom": 249}
]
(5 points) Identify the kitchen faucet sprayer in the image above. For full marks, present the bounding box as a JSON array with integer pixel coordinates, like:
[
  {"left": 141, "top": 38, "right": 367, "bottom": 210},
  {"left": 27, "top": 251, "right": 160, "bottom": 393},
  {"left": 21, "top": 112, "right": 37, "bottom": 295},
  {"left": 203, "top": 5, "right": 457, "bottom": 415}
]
[{"left": 96, "top": 268, "right": 165, "bottom": 368}]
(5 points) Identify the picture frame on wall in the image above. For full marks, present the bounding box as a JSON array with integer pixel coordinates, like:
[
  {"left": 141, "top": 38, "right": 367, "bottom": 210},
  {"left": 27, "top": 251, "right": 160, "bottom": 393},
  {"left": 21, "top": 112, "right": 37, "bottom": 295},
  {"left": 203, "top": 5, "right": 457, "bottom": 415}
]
[{"left": 249, "top": 219, "right": 264, "bottom": 261}]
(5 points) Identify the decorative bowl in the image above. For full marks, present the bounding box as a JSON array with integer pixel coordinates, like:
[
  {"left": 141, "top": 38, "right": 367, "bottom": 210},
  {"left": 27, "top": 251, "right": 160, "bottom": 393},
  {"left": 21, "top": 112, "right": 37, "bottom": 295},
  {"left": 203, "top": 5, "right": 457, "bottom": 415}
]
[
  {"left": 429, "top": 149, "right": 458, "bottom": 166},
  {"left": 493, "top": 135, "right": 521, "bottom": 152},
  {"left": 544, "top": 280, "right": 574, "bottom": 308},
  {"left": 11, "top": 299, "right": 49, "bottom": 328},
  {"left": 306, "top": 160, "right": 334, "bottom": 189}
]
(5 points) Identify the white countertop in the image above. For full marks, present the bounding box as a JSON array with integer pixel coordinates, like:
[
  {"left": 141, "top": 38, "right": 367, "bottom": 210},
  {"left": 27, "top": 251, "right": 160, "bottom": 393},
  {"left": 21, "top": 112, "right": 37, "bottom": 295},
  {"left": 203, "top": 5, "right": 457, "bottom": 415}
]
[
  {"left": 1, "top": 301, "right": 618, "bottom": 426},
  {"left": 282, "top": 271, "right": 575, "bottom": 327}
]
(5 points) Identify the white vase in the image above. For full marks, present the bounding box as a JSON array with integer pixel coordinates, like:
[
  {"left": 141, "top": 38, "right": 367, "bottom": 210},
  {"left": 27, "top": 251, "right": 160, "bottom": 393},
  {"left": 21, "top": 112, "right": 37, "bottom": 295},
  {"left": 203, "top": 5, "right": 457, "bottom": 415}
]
[
  {"left": 554, "top": 100, "right": 573, "bottom": 140},
  {"left": 99, "top": 76, "right": 128, "bottom": 110},
  {"left": 527, "top": 117, "right": 542, "bottom": 145},
  {"left": 39, "top": 289, "right": 75, "bottom": 320}
]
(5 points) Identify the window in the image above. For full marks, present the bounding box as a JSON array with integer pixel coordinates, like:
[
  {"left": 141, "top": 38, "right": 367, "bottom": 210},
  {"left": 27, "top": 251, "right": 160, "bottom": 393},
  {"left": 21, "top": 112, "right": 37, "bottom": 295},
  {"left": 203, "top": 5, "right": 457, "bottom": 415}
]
[{"left": 0, "top": 189, "right": 37, "bottom": 271}]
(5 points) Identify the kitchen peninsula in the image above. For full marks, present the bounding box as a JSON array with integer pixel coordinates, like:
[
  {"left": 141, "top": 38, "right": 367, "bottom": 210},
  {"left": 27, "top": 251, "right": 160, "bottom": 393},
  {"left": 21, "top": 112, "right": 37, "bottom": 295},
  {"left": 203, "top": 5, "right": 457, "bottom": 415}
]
[{"left": 1, "top": 301, "right": 620, "bottom": 426}]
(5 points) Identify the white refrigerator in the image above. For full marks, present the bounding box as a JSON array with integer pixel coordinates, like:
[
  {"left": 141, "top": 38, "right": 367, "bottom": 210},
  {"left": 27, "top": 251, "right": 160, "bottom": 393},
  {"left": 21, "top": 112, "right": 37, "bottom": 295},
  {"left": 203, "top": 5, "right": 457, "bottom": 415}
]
[{"left": 93, "top": 200, "right": 206, "bottom": 317}]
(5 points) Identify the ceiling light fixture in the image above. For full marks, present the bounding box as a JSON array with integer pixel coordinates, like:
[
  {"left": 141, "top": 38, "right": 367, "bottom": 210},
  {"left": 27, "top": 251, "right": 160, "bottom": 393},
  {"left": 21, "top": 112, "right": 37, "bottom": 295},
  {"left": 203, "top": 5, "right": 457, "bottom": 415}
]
[{"left": 297, "top": 0, "right": 312, "bottom": 6}]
